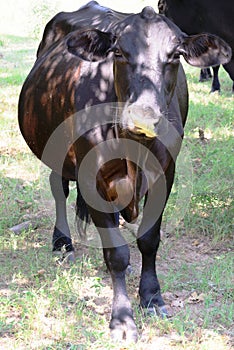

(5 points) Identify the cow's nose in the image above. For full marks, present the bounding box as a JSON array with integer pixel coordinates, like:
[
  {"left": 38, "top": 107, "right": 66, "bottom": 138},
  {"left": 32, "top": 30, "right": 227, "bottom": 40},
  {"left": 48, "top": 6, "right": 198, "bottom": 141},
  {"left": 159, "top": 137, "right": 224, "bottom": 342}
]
[
  {"left": 142, "top": 106, "right": 161, "bottom": 124},
  {"left": 122, "top": 105, "right": 162, "bottom": 138}
]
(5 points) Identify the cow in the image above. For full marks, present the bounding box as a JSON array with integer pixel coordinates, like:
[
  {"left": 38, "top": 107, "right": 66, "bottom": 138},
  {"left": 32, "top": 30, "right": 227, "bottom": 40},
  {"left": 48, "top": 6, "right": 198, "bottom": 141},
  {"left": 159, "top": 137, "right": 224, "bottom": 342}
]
[
  {"left": 18, "top": 1, "right": 231, "bottom": 342},
  {"left": 158, "top": 0, "right": 234, "bottom": 93}
]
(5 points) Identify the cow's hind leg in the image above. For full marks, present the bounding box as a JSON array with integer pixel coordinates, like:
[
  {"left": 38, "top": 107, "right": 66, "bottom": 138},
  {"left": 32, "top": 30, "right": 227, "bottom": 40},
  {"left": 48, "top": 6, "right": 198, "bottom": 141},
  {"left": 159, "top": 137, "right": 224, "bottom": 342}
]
[
  {"left": 199, "top": 67, "right": 212, "bottom": 82},
  {"left": 210, "top": 65, "right": 221, "bottom": 92},
  {"left": 49, "top": 171, "right": 75, "bottom": 261}
]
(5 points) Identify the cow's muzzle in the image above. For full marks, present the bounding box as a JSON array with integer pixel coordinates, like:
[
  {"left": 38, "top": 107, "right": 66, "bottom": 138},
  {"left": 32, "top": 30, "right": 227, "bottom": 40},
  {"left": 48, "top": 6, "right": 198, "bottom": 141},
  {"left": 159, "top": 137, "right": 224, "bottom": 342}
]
[{"left": 122, "top": 105, "right": 165, "bottom": 138}]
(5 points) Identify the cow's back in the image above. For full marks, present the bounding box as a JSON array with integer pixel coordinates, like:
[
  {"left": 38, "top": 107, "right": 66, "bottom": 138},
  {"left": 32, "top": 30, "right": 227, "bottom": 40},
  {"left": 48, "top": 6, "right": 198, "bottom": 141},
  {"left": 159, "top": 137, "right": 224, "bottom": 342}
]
[
  {"left": 160, "top": 0, "right": 233, "bottom": 38},
  {"left": 37, "top": 1, "right": 128, "bottom": 57}
]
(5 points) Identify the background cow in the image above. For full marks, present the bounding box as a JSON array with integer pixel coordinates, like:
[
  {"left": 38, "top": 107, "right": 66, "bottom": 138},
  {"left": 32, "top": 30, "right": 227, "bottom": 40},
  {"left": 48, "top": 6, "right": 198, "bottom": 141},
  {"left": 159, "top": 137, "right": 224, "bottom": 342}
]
[
  {"left": 18, "top": 1, "right": 231, "bottom": 342},
  {"left": 158, "top": 0, "right": 234, "bottom": 93}
]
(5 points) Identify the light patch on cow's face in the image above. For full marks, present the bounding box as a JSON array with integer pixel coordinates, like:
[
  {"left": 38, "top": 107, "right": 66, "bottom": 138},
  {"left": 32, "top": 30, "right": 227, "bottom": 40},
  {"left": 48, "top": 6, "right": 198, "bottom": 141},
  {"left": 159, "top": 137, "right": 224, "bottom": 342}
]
[{"left": 113, "top": 11, "right": 182, "bottom": 137}]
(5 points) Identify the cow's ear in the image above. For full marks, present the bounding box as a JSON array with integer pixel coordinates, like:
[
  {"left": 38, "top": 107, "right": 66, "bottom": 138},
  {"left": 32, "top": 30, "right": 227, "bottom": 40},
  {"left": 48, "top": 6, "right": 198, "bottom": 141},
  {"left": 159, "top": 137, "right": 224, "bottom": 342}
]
[
  {"left": 67, "top": 29, "right": 116, "bottom": 62},
  {"left": 179, "top": 33, "right": 231, "bottom": 68}
]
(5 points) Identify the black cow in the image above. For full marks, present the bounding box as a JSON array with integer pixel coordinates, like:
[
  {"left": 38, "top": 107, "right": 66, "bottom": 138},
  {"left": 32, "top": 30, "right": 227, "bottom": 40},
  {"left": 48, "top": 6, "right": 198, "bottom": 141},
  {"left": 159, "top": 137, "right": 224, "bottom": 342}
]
[
  {"left": 158, "top": 0, "right": 234, "bottom": 93},
  {"left": 18, "top": 1, "right": 231, "bottom": 342}
]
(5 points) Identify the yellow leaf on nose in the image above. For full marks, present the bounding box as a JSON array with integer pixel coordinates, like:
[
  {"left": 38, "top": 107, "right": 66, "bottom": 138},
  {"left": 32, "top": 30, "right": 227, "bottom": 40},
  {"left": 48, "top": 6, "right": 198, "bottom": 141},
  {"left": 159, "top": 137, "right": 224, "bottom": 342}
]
[{"left": 134, "top": 121, "right": 156, "bottom": 138}]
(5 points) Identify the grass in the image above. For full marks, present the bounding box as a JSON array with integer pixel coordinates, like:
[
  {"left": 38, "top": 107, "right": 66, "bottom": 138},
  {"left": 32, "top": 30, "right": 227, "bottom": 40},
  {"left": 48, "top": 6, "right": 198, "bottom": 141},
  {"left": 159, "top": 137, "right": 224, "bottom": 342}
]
[
  {"left": 0, "top": 34, "right": 233, "bottom": 349},
  {"left": 182, "top": 75, "right": 233, "bottom": 240},
  {"left": 164, "top": 62, "right": 233, "bottom": 240}
]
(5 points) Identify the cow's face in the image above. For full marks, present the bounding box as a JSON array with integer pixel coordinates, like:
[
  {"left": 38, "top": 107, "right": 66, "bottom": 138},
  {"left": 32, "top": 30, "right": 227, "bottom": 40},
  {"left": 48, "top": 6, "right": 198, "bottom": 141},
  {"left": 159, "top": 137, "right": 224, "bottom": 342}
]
[
  {"left": 67, "top": 6, "right": 231, "bottom": 137},
  {"left": 112, "top": 8, "right": 184, "bottom": 135}
]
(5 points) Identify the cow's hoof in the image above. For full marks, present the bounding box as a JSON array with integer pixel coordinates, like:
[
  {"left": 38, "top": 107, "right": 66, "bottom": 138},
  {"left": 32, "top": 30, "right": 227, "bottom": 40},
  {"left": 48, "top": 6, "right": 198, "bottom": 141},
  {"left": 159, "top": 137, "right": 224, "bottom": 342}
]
[
  {"left": 52, "top": 250, "right": 75, "bottom": 263},
  {"left": 110, "top": 318, "right": 138, "bottom": 343},
  {"left": 110, "top": 328, "right": 138, "bottom": 343},
  {"left": 52, "top": 250, "right": 63, "bottom": 260},
  {"left": 157, "top": 305, "right": 169, "bottom": 318},
  {"left": 210, "top": 88, "right": 220, "bottom": 94},
  {"left": 143, "top": 305, "right": 169, "bottom": 318},
  {"left": 63, "top": 251, "right": 76, "bottom": 263}
]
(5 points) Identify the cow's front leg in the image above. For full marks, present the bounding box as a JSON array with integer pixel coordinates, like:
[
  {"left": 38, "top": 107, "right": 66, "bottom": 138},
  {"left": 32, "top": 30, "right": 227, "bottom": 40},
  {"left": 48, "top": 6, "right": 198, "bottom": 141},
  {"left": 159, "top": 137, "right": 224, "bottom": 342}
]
[
  {"left": 137, "top": 164, "right": 175, "bottom": 316},
  {"left": 90, "top": 211, "right": 138, "bottom": 342},
  {"left": 137, "top": 217, "right": 167, "bottom": 316},
  {"left": 104, "top": 245, "right": 138, "bottom": 342}
]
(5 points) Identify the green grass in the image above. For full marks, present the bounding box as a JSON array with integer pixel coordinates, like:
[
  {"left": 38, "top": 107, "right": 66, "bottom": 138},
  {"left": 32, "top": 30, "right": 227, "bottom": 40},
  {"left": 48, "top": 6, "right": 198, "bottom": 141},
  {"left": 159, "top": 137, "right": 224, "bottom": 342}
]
[
  {"left": 182, "top": 67, "right": 233, "bottom": 240},
  {"left": 0, "top": 34, "right": 233, "bottom": 349},
  {"left": 164, "top": 62, "right": 233, "bottom": 241}
]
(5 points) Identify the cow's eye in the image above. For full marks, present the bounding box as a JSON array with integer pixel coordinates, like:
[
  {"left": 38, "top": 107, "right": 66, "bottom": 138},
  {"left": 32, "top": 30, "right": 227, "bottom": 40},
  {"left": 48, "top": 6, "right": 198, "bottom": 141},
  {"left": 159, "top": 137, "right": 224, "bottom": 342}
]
[
  {"left": 173, "top": 52, "right": 180, "bottom": 61},
  {"left": 173, "top": 53, "right": 180, "bottom": 60},
  {"left": 114, "top": 48, "right": 123, "bottom": 58},
  {"left": 168, "top": 51, "right": 180, "bottom": 63},
  {"left": 171, "top": 52, "right": 180, "bottom": 63}
]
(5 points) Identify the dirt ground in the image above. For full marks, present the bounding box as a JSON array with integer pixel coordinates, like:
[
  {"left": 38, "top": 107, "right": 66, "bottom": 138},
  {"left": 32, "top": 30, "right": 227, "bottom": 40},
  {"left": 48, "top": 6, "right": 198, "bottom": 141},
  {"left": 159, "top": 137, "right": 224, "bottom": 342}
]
[{"left": 69, "top": 220, "right": 234, "bottom": 349}]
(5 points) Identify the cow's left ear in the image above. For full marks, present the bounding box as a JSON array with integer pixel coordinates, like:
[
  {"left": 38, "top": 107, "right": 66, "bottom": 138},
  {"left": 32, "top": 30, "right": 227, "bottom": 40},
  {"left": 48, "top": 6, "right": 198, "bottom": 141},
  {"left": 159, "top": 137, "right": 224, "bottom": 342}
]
[
  {"left": 179, "top": 33, "right": 232, "bottom": 68},
  {"left": 67, "top": 29, "right": 116, "bottom": 62}
]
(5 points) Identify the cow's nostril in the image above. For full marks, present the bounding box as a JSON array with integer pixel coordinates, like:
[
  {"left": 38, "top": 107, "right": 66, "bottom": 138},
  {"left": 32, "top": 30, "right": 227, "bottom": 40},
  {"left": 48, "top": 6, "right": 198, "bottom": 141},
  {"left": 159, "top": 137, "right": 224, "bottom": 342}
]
[
  {"left": 143, "top": 107, "right": 162, "bottom": 126},
  {"left": 143, "top": 107, "right": 155, "bottom": 118}
]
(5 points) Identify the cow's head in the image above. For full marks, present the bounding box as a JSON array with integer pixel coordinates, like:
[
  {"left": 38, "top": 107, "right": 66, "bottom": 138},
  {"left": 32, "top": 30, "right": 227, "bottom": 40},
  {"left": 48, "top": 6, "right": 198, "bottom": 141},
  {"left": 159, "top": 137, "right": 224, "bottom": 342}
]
[{"left": 67, "top": 6, "right": 231, "bottom": 137}]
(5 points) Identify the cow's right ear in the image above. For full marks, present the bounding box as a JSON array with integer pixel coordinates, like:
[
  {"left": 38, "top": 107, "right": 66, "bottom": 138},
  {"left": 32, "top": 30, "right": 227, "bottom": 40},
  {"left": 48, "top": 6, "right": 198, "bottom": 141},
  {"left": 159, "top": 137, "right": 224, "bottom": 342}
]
[
  {"left": 67, "top": 29, "right": 116, "bottom": 62},
  {"left": 178, "top": 33, "right": 232, "bottom": 68}
]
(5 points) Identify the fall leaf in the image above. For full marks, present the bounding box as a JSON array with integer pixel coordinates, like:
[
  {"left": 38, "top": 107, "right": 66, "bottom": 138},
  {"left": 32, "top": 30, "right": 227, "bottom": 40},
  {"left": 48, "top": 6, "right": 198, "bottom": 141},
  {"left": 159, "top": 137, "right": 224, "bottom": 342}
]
[
  {"left": 171, "top": 299, "right": 184, "bottom": 308},
  {"left": 187, "top": 291, "right": 205, "bottom": 304}
]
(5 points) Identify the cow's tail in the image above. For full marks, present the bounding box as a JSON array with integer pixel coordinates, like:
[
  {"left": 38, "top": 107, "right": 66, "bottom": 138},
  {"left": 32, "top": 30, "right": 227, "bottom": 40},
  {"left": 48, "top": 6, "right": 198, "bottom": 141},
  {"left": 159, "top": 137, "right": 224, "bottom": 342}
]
[{"left": 76, "top": 182, "right": 91, "bottom": 236}]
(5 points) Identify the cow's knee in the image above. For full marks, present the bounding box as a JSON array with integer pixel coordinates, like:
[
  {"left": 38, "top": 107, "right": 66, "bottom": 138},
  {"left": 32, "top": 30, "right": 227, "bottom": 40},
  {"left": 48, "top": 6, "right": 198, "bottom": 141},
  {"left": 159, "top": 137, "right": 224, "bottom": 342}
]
[
  {"left": 137, "top": 229, "right": 160, "bottom": 255},
  {"left": 104, "top": 245, "right": 130, "bottom": 273}
]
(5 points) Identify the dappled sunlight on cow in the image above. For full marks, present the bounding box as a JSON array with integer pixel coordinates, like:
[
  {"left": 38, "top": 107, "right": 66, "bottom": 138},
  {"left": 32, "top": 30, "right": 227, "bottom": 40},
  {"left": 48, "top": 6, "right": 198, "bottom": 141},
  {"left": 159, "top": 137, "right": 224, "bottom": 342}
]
[{"left": 18, "top": 1, "right": 231, "bottom": 342}]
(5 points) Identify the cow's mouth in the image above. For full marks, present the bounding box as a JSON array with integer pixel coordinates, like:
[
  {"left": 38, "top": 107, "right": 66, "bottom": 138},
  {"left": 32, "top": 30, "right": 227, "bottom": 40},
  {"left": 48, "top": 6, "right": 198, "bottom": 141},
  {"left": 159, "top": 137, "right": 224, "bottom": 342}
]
[
  {"left": 121, "top": 105, "right": 162, "bottom": 139},
  {"left": 132, "top": 121, "right": 157, "bottom": 138}
]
